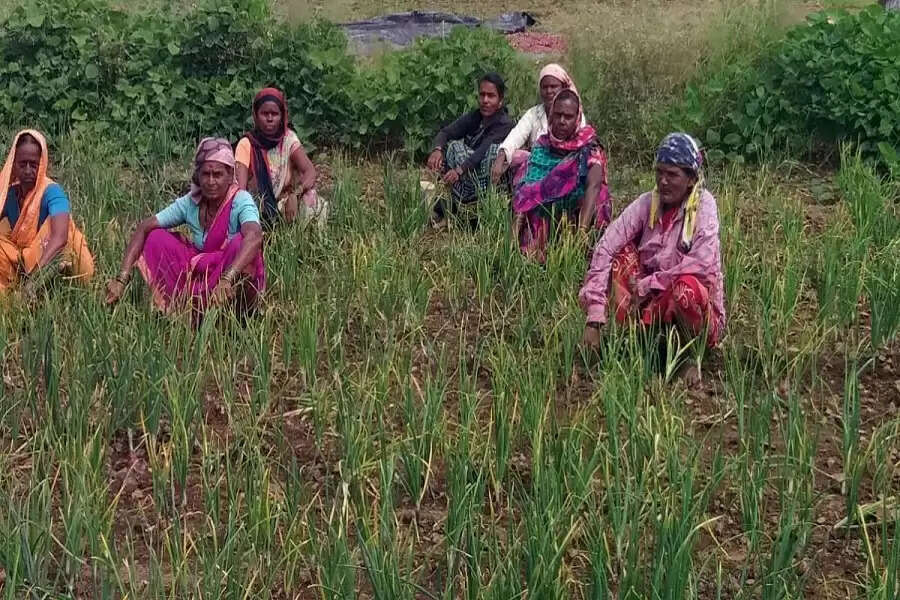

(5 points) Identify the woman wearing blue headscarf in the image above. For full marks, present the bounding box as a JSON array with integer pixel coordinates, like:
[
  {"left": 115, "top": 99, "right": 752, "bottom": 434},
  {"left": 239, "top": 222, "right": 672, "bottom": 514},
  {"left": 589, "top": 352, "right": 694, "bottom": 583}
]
[{"left": 579, "top": 133, "right": 726, "bottom": 370}]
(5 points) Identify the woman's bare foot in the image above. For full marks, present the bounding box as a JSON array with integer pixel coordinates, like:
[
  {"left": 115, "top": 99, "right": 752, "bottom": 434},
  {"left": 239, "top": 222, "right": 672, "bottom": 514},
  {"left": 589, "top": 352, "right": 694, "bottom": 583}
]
[{"left": 677, "top": 362, "right": 703, "bottom": 387}]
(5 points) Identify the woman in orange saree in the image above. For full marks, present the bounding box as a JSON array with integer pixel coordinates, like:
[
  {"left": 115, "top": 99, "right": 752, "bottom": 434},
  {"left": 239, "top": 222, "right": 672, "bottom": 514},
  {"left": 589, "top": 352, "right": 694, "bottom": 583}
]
[{"left": 0, "top": 129, "right": 94, "bottom": 293}]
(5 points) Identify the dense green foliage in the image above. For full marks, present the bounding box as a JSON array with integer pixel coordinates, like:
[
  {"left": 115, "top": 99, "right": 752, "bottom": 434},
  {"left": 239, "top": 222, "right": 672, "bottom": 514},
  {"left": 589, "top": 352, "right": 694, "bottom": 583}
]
[
  {"left": 354, "top": 30, "right": 525, "bottom": 153},
  {"left": 0, "top": 0, "right": 525, "bottom": 153},
  {"left": 684, "top": 6, "right": 900, "bottom": 162}
]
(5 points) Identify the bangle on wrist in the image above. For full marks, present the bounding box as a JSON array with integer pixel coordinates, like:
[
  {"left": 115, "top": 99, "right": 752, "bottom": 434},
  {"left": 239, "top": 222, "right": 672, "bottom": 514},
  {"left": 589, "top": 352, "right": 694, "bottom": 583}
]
[
  {"left": 222, "top": 270, "right": 238, "bottom": 285},
  {"left": 586, "top": 321, "right": 601, "bottom": 330},
  {"left": 115, "top": 271, "right": 130, "bottom": 285}
]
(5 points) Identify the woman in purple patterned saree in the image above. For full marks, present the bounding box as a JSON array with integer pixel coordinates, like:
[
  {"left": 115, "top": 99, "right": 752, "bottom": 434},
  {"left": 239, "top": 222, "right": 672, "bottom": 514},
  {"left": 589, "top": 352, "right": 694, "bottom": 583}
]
[
  {"left": 512, "top": 89, "right": 610, "bottom": 263},
  {"left": 105, "top": 138, "right": 265, "bottom": 317}
]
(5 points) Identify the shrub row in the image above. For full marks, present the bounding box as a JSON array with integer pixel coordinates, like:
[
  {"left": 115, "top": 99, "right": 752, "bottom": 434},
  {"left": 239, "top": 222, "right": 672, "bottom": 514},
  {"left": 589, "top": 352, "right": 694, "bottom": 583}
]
[
  {"left": 678, "top": 6, "right": 900, "bottom": 163},
  {"left": 0, "top": 0, "right": 527, "bottom": 155}
]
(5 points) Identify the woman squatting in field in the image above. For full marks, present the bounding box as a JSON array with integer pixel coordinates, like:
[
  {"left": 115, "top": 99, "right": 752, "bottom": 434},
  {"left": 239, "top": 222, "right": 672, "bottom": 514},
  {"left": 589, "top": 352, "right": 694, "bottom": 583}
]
[
  {"left": 0, "top": 129, "right": 94, "bottom": 296},
  {"left": 105, "top": 138, "right": 265, "bottom": 319},
  {"left": 579, "top": 133, "right": 726, "bottom": 382},
  {"left": 235, "top": 87, "right": 325, "bottom": 230},
  {"left": 511, "top": 88, "right": 610, "bottom": 263}
]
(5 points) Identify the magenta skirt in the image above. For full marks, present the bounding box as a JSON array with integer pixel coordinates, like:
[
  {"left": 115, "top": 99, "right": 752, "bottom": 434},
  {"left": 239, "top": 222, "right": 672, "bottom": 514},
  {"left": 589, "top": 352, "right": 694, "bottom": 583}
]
[{"left": 136, "top": 229, "right": 265, "bottom": 314}]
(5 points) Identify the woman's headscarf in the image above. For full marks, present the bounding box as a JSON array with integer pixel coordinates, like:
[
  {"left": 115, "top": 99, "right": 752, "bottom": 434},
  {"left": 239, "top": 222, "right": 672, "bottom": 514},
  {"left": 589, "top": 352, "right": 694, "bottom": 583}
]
[
  {"left": 190, "top": 137, "right": 235, "bottom": 201},
  {"left": 249, "top": 87, "right": 289, "bottom": 149},
  {"left": 539, "top": 63, "right": 578, "bottom": 97},
  {"left": 245, "top": 87, "right": 290, "bottom": 221},
  {"left": 649, "top": 132, "right": 704, "bottom": 251},
  {"left": 0, "top": 129, "right": 53, "bottom": 246}
]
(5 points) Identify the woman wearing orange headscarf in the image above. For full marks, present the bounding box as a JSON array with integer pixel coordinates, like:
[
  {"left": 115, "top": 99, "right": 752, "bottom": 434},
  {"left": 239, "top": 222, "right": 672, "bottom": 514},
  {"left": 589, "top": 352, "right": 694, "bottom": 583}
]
[{"left": 0, "top": 130, "right": 94, "bottom": 293}]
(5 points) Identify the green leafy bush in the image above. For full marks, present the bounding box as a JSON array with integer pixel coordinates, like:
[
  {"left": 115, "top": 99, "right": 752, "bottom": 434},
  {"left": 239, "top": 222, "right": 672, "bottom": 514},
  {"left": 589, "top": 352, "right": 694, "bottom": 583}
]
[
  {"left": 0, "top": 0, "right": 121, "bottom": 126},
  {"left": 0, "top": 0, "right": 523, "bottom": 155},
  {"left": 0, "top": 0, "right": 357, "bottom": 143},
  {"left": 352, "top": 28, "right": 526, "bottom": 153},
  {"left": 693, "top": 6, "right": 900, "bottom": 162}
]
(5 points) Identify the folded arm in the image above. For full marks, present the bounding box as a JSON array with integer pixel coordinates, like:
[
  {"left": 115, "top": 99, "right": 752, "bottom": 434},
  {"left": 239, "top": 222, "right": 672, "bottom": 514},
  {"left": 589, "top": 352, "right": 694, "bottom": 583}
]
[
  {"left": 290, "top": 145, "right": 317, "bottom": 193},
  {"left": 636, "top": 221, "right": 721, "bottom": 297},
  {"left": 105, "top": 216, "right": 160, "bottom": 304},
  {"left": 431, "top": 111, "right": 479, "bottom": 152},
  {"left": 460, "top": 121, "right": 513, "bottom": 172},
  {"left": 498, "top": 108, "right": 537, "bottom": 162},
  {"left": 225, "top": 222, "right": 263, "bottom": 278},
  {"left": 578, "top": 163, "right": 606, "bottom": 231},
  {"left": 118, "top": 217, "right": 161, "bottom": 275},
  {"left": 235, "top": 163, "right": 250, "bottom": 190}
]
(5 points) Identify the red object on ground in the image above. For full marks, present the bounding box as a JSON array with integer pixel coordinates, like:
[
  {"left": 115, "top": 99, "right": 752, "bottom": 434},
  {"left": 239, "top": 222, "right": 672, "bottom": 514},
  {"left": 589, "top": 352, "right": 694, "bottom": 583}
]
[{"left": 507, "top": 32, "right": 567, "bottom": 54}]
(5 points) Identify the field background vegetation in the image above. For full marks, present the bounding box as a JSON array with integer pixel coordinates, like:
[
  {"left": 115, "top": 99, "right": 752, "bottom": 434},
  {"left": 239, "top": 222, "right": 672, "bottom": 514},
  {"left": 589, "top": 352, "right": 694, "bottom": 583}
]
[{"left": 1, "top": 0, "right": 898, "bottom": 599}]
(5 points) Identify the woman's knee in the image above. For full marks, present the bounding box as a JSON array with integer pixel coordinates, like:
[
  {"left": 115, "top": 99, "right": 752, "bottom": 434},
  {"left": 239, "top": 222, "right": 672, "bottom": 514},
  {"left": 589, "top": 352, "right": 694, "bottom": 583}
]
[
  {"left": 145, "top": 228, "right": 177, "bottom": 246},
  {"left": 670, "top": 276, "right": 707, "bottom": 310}
]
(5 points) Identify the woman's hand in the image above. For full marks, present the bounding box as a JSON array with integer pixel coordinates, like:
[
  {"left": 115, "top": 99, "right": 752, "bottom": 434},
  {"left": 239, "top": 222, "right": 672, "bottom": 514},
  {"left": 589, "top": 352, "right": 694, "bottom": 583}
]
[
  {"left": 38, "top": 214, "right": 69, "bottom": 268},
  {"left": 442, "top": 167, "right": 462, "bottom": 185},
  {"left": 512, "top": 213, "right": 524, "bottom": 246},
  {"left": 113, "top": 217, "right": 159, "bottom": 298},
  {"left": 628, "top": 273, "right": 643, "bottom": 317},
  {"left": 105, "top": 279, "right": 126, "bottom": 305},
  {"left": 426, "top": 149, "right": 444, "bottom": 172},
  {"left": 577, "top": 227, "right": 594, "bottom": 259},
  {"left": 577, "top": 226, "right": 591, "bottom": 244},
  {"left": 21, "top": 278, "right": 39, "bottom": 304},
  {"left": 582, "top": 322, "right": 603, "bottom": 350},
  {"left": 284, "top": 194, "right": 299, "bottom": 223},
  {"left": 490, "top": 153, "right": 508, "bottom": 184},
  {"left": 210, "top": 279, "right": 235, "bottom": 307}
]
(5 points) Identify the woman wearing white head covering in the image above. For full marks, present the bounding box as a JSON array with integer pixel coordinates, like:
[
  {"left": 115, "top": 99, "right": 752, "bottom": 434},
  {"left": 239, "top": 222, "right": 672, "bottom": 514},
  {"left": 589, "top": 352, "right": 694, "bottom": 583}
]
[{"left": 490, "top": 63, "right": 587, "bottom": 185}]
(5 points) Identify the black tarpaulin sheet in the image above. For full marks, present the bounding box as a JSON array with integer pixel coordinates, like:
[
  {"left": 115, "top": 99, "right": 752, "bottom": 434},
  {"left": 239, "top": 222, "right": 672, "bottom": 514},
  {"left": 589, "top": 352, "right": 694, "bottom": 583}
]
[{"left": 341, "top": 11, "right": 535, "bottom": 53}]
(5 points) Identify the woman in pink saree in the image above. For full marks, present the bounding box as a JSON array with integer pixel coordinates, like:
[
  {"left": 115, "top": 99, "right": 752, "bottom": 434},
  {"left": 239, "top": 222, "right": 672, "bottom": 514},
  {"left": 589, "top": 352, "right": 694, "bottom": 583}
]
[
  {"left": 579, "top": 133, "right": 725, "bottom": 382},
  {"left": 105, "top": 138, "right": 265, "bottom": 316}
]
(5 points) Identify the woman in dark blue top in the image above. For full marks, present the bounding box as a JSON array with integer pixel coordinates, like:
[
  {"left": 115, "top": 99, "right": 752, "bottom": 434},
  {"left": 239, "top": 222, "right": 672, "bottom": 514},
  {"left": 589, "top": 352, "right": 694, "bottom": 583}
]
[{"left": 426, "top": 73, "right": 513, "bottom": 226}]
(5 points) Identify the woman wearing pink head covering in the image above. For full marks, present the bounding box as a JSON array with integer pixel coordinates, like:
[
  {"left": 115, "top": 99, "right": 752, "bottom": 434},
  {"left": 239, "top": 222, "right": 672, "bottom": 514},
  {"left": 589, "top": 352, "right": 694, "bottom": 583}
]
[
  {"left": 106, "top": 138, "right": 265, "bottom": 318},
  {"left": 512, "top": 89, "right": 609, "bottom": 263},
  {"left": 491, "top": 63, "right": 587, "bottom": 186}
]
